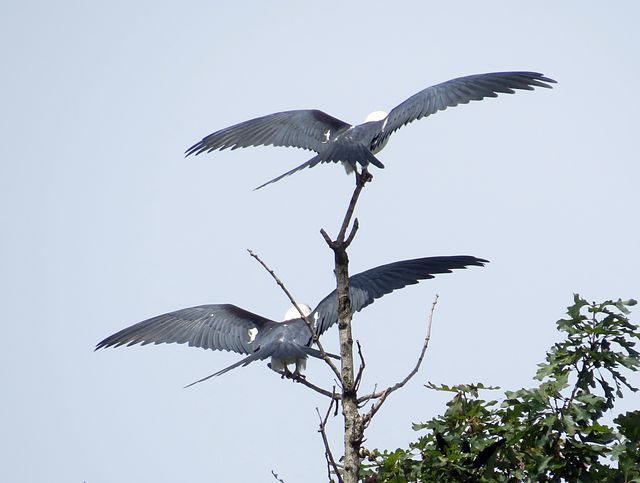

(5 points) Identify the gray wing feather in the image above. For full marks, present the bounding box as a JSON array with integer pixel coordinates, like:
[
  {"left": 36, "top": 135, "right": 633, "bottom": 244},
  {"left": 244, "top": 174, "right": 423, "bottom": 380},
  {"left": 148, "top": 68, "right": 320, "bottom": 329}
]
[
  {"left": 373, "top": 71, "right": 556, "bottom": 150},
  {"left": 312, "top": 256, "right": 488, "bottom": 335},
  {"left": 185, "top": 109, "right": 351, "bottom": 156},
  {"left": 96, "top": 304, "right": 275, "bottom": 355}
]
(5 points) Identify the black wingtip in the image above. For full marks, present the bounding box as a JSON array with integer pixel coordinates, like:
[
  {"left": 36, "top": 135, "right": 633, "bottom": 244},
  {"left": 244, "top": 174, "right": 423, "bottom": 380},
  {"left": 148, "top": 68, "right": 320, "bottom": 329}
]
[
  {"left": 184, "top": 141, "right": 202, "bottom": 158},
  {"left": 533, "top": 75, "right": 557, "bottom": 88},
  {"left": 517, "top": 71, "right": 557, "bottom": 88},
  {"left": 436, "top": 255, "right": 489, "bottom": 267},
  {"left": 470, "top": 256, "right": 490, "bottom": 266},
  {"left": 531, "top": 72, "right": 557, "bottom": 85},
  {"left": 94, "top": 338, "right": 110, "bottom": 352},
  {"left": 94, "top": 334, "right": 132, "bottom": 351}
]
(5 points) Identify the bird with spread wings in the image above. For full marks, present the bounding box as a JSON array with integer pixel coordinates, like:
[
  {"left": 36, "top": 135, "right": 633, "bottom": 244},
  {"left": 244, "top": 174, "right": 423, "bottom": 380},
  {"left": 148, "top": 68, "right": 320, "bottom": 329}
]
[
  {"left": 97, "top": 256, "right": 487, "bottom": 385},
  {"left": 186, "top": 71, "right": 555, "bottom": 189}
]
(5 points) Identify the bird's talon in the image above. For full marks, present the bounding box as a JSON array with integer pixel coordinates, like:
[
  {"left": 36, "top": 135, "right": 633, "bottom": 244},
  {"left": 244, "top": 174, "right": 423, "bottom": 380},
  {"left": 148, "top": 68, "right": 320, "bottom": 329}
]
[{"left": 356, "top": 169, "right": 373, "bottom": 185}]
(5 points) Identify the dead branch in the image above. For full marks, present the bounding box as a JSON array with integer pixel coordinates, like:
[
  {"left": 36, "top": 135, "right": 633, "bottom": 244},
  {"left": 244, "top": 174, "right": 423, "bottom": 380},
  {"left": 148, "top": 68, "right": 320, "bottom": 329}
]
[
  {"left": 344, "top": 218, "right": 360, "bottom": 248},
  {"left": 360, "top": 295, "right": 439, "bottom": 426},
  {"left": 354, "top": 340, "right": 366, "bottom": 392},
  {"left": 322, "top": 167, "right": 370, "bottom": 249},
  {"left": 317, "top": 388, "right": 343, "bottom": 483},
  {"left": 284, "top": 371, "right": 341, "bottom": 400},
  {"left": 270, "top": 470, "right": 286, "bottom": 482},
  {"left": 357, "top": 383, "right": 378, "bottom": 410}
]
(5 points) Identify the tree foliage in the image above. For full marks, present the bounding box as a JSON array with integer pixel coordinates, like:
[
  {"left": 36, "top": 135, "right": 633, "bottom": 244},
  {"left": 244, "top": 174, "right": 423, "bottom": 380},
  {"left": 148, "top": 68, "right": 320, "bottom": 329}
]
[{"left": 362, "top": 295, "right": 640, "bottom": 482}]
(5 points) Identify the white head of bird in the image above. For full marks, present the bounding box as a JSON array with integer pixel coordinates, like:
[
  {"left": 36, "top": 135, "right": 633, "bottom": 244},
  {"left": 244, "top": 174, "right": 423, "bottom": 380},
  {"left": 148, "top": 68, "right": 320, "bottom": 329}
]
[{"left": 283, "top": 303, "right": 312, "bottom": 321}]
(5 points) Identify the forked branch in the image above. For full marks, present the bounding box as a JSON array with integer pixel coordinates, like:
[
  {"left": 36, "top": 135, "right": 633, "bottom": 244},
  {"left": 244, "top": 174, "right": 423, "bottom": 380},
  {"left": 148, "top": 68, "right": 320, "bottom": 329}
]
[{"left": 321, "top": 167, "right": 371, "bottom": 248}]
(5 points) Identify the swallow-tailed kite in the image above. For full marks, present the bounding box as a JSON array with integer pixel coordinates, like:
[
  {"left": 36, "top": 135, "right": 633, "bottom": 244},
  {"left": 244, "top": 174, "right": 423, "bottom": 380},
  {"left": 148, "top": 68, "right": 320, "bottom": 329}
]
[
  {"left": 96, "top": 255, "right": 487, "bottom": 383},
  {"left": 186, "top": 71, "right": 555, "bottom": 189}
]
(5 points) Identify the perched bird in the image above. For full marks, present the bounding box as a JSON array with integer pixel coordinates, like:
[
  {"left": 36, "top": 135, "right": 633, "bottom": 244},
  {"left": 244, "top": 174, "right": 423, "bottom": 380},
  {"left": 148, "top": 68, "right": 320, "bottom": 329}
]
[
  {"left": 186, "top": 71, "right": 555, "bottom": 189},
  {"left": 96, "top": 256, "right": 487, "bottom": 385}
]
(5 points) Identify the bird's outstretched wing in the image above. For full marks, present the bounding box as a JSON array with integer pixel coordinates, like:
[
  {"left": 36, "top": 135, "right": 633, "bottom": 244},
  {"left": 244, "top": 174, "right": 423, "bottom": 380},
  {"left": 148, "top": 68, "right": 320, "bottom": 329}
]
[
  {"left": 95, "top": 304, "right": 274, "bottom": 355},
  {"left": 312, "top": 256, "right": 488, "bottom": 335},
  {"left": 372, "top": 71, "right": 556, "bottom": 150},
  {"left": 185, "top": 109, "right": 351, "bottom": 156}
]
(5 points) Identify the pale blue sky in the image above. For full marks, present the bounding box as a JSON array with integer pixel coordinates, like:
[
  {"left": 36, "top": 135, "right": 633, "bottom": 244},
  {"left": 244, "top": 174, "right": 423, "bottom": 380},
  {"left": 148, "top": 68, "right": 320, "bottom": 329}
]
[{"left": 2, "top": 2, "right": 639, "bottom": 482}]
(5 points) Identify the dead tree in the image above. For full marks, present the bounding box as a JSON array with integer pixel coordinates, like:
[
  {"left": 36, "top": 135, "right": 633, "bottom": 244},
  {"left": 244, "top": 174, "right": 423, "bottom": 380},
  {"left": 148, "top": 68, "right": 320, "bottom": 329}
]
[{"left": 257, "top": 170, "right": 438, "bottom": 483}]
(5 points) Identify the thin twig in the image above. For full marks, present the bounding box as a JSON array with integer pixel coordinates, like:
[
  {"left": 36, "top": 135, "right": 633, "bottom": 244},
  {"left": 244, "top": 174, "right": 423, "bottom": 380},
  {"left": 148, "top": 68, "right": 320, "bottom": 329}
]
[
  {"left": 271, "top": 470, "right": 285, "bottom": 482},
  {"left": 354, "top": 340, "right": 366, "bottom": 392},
  {"left": 247, "top": 249, "right": 343, "bottom": 382},
  {"left": 320, "top": 168, "right": 370, "bottom": 252},
  {"left": 344, "top": 218, "right": 359, "bottom": 248},
  {"left": 317, "top": 388, "right": 343, "bottom": 483},
  {"left": 357, "top": 383, "right": 378, "bottom": 410},
  {"left": 320, "top": 227, "right": 333, "bottom": 246},
  {"left": 360, "top": 295, "right": 439, "bottom": 425}
]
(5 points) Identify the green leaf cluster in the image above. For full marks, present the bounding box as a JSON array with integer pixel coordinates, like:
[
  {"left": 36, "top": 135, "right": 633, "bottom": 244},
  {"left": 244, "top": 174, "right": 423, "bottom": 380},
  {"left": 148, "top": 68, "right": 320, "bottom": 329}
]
[{"left": 362, "top": 295, "right": 640, "bottom": 482}]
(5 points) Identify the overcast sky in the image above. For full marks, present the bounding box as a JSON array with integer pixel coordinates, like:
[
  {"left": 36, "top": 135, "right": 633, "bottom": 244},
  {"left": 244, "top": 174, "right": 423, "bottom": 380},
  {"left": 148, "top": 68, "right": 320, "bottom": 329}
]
[{"left": 2, "top": 2, "right": 639, "bottom": 482}]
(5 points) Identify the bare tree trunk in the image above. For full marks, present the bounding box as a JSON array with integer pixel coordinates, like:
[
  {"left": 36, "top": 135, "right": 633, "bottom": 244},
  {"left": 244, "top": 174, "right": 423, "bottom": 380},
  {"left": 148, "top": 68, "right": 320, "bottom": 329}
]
[
  {"left": 320, "top": 170, "right": 371, "bottom": 483},
  {"left": 334, "top": 247, "right": 363, "bottom": 483}
]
